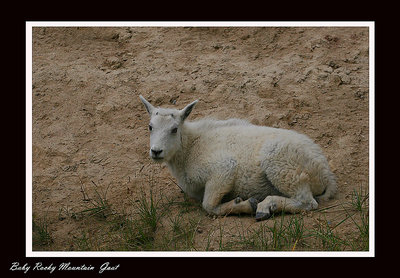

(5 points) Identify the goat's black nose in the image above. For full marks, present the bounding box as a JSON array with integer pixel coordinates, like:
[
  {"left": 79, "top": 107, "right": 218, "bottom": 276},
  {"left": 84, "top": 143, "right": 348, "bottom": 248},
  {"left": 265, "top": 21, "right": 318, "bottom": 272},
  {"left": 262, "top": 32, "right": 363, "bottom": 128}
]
[{"left": 151, "top": 149, "right": 163, "bottom": 157}]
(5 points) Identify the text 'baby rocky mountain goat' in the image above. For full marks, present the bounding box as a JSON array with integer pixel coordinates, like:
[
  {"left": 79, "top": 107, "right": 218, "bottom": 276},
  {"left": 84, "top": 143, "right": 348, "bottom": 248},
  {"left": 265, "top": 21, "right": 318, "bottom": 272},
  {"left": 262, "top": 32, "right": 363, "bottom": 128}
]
[{"left": 139, "top": 95, "right": 337, "bottom": 221}]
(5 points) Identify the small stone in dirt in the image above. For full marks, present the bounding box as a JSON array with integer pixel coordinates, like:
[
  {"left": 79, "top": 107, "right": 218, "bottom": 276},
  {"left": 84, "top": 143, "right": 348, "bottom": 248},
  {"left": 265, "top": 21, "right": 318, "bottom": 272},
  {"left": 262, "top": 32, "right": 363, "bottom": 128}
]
[
  {"left": 318, "top": 65, "right": 333, "bottom": 73},
  {"left": 111, "top": 33, "right": 119, "bottom": 40},
  {"left": 324, "top": 35, "right": 339, "bottom": 43},
  {"left": 328, "top": 61, "right": 340, "bottom": 69},
  {"left": 170, "top": 97, "right": 178, "bottom": 105},
  {"left": 354, "top": 90, "right": 368, "bottom": 100},
  {"left": 339, "top": 74, "right": 351, "bottom": 84},
  {"left": 329, "top": 75, "right": 343, "bottom": 86},
  {"left": 103, "top": 57, "right": 123, "bottom": 70}
]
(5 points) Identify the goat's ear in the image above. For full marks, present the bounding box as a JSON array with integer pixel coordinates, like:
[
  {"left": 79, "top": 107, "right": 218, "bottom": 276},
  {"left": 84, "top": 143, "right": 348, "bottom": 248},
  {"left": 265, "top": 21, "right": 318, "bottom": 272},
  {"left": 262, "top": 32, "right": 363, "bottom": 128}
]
[
  {"left": 139, "top": 95, "right": 154, "bottom": 115},
  {"left": 180, "top": 100, "right": 198, "bottom": 121}
]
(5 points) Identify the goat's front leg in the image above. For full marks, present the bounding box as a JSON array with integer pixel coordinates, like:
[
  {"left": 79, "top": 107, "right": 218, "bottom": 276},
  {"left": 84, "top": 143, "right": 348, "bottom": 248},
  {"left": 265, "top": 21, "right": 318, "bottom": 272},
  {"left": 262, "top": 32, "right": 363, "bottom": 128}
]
[
  {"left": 201, "top": 158, "right": 258, "bottom": 216},
  {"left": 202, "top": 179, "right": 257, "bottom": 216},
  {"left": 211, "top": 196, "right": 258, "bottom": 216}
]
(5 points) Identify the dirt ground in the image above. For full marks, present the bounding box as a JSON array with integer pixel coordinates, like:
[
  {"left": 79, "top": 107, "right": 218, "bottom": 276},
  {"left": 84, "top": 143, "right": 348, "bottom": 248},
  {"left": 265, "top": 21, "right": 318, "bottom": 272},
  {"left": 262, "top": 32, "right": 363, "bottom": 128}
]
[{"left": 32, "top": 26, "right": 369, "bottom": 251}]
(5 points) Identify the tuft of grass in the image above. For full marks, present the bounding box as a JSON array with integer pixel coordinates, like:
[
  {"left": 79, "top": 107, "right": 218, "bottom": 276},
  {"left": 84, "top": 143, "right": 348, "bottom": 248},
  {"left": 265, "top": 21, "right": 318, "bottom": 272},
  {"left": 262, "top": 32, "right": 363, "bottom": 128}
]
[
  {"left": 351, "top": 185, "right": 369, "bottom": 212},
  {"left": 342, "top": 186, "right": 369, "bottom": 251},
  {"left": 122, "top": 217, "right": 156, "bottom": 250},
  {"left": 312, "top": 217, "right": 346, "bottom": 251},
  {"left": 79, "top": 181, "right": 111, "bottom": 219},
  {"left": 159, "top": 214, "right": 200, "bottom": 251},
  {"left": 120, "top": 188, "right": 164, "bottom": 250},
  {"left": 286, "top": 214, "right": 305, "bottom": 250},
  {"left": 73, "top": 231, "right": 92, "bottom": 251},
  {"left": 33, "top": 216, "right": 53, "bottom": 247},
  {"left": 135, "top": 188, "right": 159, "bottom": 232},
  {"left": 236, "top": 221, "right": 270, "bottom": 251},
  {"left": 227, "top": 213, "right": 306, "bottom": 251}
]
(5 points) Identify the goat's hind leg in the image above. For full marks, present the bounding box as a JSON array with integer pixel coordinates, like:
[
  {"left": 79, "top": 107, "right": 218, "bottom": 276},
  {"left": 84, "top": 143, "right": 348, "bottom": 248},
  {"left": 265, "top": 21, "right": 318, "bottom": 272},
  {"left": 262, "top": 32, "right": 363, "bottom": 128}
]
[{"left": 255, "top": 193, "right": 318, "bottom": 221}]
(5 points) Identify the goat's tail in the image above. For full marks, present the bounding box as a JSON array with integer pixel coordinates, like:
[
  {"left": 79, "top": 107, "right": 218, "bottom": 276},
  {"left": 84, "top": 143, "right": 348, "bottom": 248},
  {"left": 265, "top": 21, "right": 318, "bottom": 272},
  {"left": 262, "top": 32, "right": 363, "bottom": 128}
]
[{"left": 315, "top": 169, "right": 337, "bottom": 203}]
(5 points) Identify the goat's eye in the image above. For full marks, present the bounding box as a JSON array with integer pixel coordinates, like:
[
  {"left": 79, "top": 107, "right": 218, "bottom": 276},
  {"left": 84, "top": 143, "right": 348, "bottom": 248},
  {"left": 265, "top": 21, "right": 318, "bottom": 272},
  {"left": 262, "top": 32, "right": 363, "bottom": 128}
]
[
  {"left": 171, "top": 127, "right": 178, "bottom": 134},
  {"left": 149, "top": 125, "right": 153, "bottom": 131}
]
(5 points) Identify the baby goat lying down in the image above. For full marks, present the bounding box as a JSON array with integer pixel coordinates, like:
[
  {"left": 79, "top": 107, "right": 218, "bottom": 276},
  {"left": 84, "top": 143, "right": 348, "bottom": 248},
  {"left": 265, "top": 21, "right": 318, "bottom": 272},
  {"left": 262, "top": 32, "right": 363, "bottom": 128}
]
[{"left": 139, "top": 96, "right": 336, "bottom": 221}]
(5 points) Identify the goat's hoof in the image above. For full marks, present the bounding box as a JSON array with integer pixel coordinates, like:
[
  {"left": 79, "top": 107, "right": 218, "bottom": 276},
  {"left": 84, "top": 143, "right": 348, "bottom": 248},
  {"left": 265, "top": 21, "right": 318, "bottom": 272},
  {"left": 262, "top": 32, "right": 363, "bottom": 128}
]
[
  {"left": 248, "top": 197, "right": 258, "bottom": 213},
  {"left": 255, "top": 212, "right": 271, "bottom": 221}
]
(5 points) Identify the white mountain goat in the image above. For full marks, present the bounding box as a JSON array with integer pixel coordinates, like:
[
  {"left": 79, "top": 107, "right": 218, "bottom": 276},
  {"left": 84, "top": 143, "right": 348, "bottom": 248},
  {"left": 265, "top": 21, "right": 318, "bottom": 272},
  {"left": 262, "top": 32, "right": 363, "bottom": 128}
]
[{"left": 139, "top": 95, "right": 336, "bottom": 221}]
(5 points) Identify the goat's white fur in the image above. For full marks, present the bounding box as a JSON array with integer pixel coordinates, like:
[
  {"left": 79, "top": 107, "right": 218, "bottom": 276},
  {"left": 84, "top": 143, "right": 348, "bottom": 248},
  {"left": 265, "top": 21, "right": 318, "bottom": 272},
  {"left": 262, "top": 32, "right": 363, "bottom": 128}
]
[{"left": 139, "top": 95, "right": 336, "bottom": 221}]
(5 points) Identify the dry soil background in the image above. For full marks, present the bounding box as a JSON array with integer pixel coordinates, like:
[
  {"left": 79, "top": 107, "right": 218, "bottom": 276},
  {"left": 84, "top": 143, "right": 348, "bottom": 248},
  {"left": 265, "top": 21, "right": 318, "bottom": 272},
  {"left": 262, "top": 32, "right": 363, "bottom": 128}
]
[{"left": 32, "top": 26, "right": 369, "bottom": 251}]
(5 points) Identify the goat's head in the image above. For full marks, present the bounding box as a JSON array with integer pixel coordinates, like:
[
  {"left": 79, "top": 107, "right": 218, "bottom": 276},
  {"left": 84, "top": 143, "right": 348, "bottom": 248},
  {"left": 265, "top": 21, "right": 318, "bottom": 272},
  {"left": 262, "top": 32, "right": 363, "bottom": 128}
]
[{"left": 139, "top": 95, "right": 198, "bottom": 162}]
